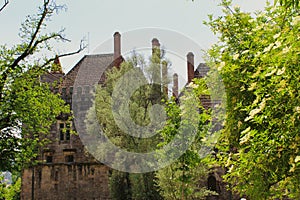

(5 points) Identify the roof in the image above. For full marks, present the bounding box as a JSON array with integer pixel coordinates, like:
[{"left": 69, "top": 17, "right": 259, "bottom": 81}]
[
  {"left": 62, "top": 54, "right": 115, "bottom": 88},
  {"left": 194, "top": 63, "right": 210, "bottom": 78}
]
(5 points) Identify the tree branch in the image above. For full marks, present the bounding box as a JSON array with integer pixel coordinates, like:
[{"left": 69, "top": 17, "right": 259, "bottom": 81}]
[
  {"left": 0, "top": 0, "right": 72, "bottom": 101},
  {"left": 40, "top": 39, "right": 87, "bottom": 70},
  {"left": 0, "top": 0, "right": 9, "bottom": 13},
  {"left": 0, "top": 0, "right": 51, "bottom": 98},
  {"left": 31, "top": 32, "right": 71, "bottom": 53},
  {"left": 9, "top": 0, "right": 51, "bottom": 69}
]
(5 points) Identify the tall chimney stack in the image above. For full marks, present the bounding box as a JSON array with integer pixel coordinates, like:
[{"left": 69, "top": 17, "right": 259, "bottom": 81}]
[
  {"left": 114, "top": 32, "right": 121, "bottom": 64},
  {"left": 172, "top": 73, "right": 178, "bottom": 98},
  {"left": 187, "top": 52, "right": 194, "bottom": 83},
  {"left": 151, "top": 38, "right": 161, "bottom": 87},
  {"left": 152, "top": 38, "right": 160, "bottom": 56}
]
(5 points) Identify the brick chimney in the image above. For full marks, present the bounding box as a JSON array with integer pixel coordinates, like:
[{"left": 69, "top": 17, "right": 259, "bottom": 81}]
[
  {"left": 51, "top": 55, "right": 63, "bottom": 74},
  {"left": 152, "top": 38, "right": 160, "bottom": 56},
  {"left": 113, "top": 32, "right": 121, "bottom": 67},
  {"left": 172, "top": 73, "right": 178, "bottom": 98},
  {"left": 151, "top": 38, "right": 161, "bottom": 85},
  {"left": 187, "top": 52, "right": 194, "bottom": 83}
]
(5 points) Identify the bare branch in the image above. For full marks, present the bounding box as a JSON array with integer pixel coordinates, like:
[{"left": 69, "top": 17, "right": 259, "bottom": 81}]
[
  {"left": 0, "top": 0, "right": 49, "bottom": 99},
  {"left": 0, "top": 0, "right": 84, "bottom": 102},
  {"left": 31, "top": 33, "right": 71, "bottom": 52},
  {"left": 9, "top": 1, "right": 51, "bottom": 69},
  {"left": 0, "top": 0, "right": 9, "bottom": 13},
  {"left": 0, "top": 0, "right": 57, "bottom": 99},
  {"left": 40, "top": 39, "right": 87, "bottom": 69}
]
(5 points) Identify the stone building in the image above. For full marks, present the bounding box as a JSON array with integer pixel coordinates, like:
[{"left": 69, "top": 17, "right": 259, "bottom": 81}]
[
  {"left": 21, "top": 32, "right": 123, "bottom": 200},
  {"left": 21, "top": 32, "right": 235, "bottom": 200}
]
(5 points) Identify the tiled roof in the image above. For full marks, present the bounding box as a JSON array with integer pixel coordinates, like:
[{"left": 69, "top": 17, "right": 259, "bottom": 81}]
[
  {"left": 195, "top": 63, "right": 210, "bottom": 78},
  {"left": 62, "top": 54, "right": 114, "bottom": 89}
]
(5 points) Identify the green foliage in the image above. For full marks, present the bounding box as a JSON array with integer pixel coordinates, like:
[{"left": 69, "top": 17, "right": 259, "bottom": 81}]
[
  {"left": 94, "top": 57, "right": 163, "bottom": 155},
  {"left": 90, "top": 52, "right": 165, "bottom": 199},
  {"left": 155, "top": 162, "right": 213, "bottom": 200},
  {"left": 0, "top": 173, "right": 21, "bottom": 200},
  {"left": 155, "top": 80, "right": 215, "bottom": 200},
  {"left": 109, "top": 170, "right": 132, "bottom": 200},
  {"left": 0, "top": 0, "right": 71, "bottom": 173},
  {"left": 130, "top": 172, "right": 161, "bottom": 200},
  {"left": 205, "top": 1, "right": 300, "bottom": 199},
  {"left": 275, "top": 0, "right": 300, "bottom": 9}
]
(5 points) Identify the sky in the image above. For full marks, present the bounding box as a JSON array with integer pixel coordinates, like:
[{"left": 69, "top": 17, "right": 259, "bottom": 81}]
[{"left": 1, "top": 0, "right": 269, "bottom": 85}]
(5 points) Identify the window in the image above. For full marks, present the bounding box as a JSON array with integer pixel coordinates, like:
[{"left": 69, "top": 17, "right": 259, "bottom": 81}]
[
  {"left": 59, "top": 123, "right": 64, "bottom": 140},
  {"left": 84, "top": 85, "right": 90, "bottom": 94},
  {"left": 46, "top": 156, "right": 53, "bottom": 163},
  {"left": 65, "top": 155, "right": 74, "bottom": 163},
  {"left": 69, "top": 87, "right": 73, "bottom": 95},
  {"left": 77, "top": 86, "right": 82, "bottom": 95},
  {"left": 63, "top": 149, "right": 76, "bottom": 163},
  {"left": 65, "top": 123, "right": 71, "bottom": 140},
  {"left": 61, "top": 87, "right": 66, "bottom": 97},
  {"left": 58, "top": 121, "right": 71, "bottom": 141},
  {"left": 44, "top": 150, "right": 53, "bottom": 163}
]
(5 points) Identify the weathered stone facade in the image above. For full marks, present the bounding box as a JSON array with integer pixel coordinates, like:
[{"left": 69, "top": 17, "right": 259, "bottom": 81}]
[
  {"left": 22, "top": 164, "right": 110, "bottom": 200},
  {"left": 21, "top": 53, "right": 117, "bottom": 200}
]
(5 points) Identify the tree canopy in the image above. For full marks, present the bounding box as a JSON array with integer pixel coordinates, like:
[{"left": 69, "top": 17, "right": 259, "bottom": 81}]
[
  {"left": 0, "top": 0, "right": 84, "bottom": 172},
  {"left": 155, "top": 80, "right": 215, "bottom": 199},
  {"left": 88, "top": 52, "right": 165, "bottom": 199},
  {"left": 205, "top": 0, "right": 300, "bottom": 199}
]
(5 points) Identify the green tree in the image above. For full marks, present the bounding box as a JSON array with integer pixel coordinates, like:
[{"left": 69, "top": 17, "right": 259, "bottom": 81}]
[
  {"left": 0, "top": 0, "right": 83, "bottom": 172},
  {"left": 0, "top": 172, "right": 21, "bottom": 200},
  {"left": 155, "top": 78, "right": 216, "bottom": 200},
  {"left": 205, "top": 0, "right": 300, "bottom": 199},
  {"left": 88, "top": 52, "right": 164, "bottom": 199}
]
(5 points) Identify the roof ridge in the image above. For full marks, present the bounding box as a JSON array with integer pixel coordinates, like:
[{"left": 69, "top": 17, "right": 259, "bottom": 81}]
[
  {"left": 85, "top": 53, "right": 114, "bottom": 57},
  {"left": 63, "top": 53, "right": 115, "bottom": 77}
]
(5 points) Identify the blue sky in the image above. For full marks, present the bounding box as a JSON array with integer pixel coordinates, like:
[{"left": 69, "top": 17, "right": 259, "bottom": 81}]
[{"left": 1, "top": 0, "right": 268, "bottom": 79}]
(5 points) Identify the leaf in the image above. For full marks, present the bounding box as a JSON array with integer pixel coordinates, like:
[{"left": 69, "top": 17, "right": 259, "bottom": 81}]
[
  {"left": 265, "top": 69, "right": 277, "bottom": 77},
  {"left": 239, "top": 127, "right": 251, "bottom": 145},
  {"left": 276, "top": 67, "right": 285, "bottom": 75},
  {"left": 245, "top": 99, "right": 266, "bottom": 121},
  {"left": 295, "top": 156, "right": 300, "bottom": 163}
]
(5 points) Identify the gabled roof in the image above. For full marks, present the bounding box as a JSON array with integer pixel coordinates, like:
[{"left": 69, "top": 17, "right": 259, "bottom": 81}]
[
  {"left": 194, "top": 63, "right": 210, "bottom": 79},
  {"left": 62, "top": 54, "right": 115, "bottom": 88}
]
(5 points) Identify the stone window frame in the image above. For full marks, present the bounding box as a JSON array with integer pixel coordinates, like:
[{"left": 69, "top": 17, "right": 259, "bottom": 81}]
[
  {"left": 63, "top": 149, "right": 76, "bottom": 163},
  {"left": 84, "top": 85, "right": 90, "bottom": 94},
  {"left": 69, "top": 86, "right": 73, "bottom": 95},
  {"left": 61, "top": 87, "right": 67, "bottom": 97},
  {"left": 58, "top": 121, "right": 72, "bottom": 143},
  {"left": 65, "top": 155, "right": 74, "bottom": 163},
  {"left": 46, "top": 155, "right": 53, "bottom": 163},
  {"left": 43, "top": 150, "right": 54, "bottom": 164}
]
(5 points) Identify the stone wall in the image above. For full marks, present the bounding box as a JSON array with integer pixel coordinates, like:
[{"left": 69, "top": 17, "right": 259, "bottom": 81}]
[{"left": 21, "top": 163, "right": 111, "bottom": 200}]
